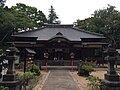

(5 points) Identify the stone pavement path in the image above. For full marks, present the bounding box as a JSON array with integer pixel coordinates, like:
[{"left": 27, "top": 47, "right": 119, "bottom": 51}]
[{"left": 41, "top": 70, "right": 80, "bottom": 90}]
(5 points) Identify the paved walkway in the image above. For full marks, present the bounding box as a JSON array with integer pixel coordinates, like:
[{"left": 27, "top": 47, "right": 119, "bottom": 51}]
[{"left": 41, "top": 70, "right": 80, "bottom": 90}]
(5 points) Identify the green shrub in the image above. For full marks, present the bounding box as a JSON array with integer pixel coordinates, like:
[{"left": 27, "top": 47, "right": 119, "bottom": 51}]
[
  {"left": 16, "top": 64, "right": 40, "bottom": 81},
  {"left": 82, "top": 65, "right": 94, "bottom": 72},
  {"left": 0, "top": 86, "right": 9, "bottom": 90},
  {"left": 16, "top": 73, "right": 24, "bottom": 80},
  {"left": 16, "top": 72, "right": 35, "bottom": 80},
  {"left": 24, "top": 71, "right": 35, "bottom": 79},
  {"left": 30, "top": 64, "right": 40, "bottom": 75},
  {"left": 78, "top": 60, "right": 94, "bottom": 76},
  {"left": 86, "top": 76, "right": 103, "bottom": 90}
]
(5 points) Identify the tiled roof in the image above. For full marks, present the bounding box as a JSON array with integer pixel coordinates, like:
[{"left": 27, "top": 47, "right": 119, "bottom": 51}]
[
  {"left": 25, "top": 48, "right": 36, "bottom": 54},
  {"left": 13, "top": 24, "right": 105, "bottom": 41}
]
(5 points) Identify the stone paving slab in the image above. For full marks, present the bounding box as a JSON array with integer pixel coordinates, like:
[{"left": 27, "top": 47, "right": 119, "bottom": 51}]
[{"left": 41, "top": 70, "right": 80, "bottom": 90}]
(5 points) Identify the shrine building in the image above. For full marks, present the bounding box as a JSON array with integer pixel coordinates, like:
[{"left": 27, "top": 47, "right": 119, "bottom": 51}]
[{"left": 12, "top": 24, "right": 107, "bottom": 66}]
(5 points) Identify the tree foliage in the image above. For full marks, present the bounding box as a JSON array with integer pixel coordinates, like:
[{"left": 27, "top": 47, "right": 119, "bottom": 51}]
[
  {"left": 11, "top": 3, "right": 47, "bottom": 31},
  {"left": 48, "top": 6, "right": 61, "bottom": 24},
  {"left": 0, "top": 3, "right": 61, "bottom": 43},
  {"left": 75, "top": 5, "right": 120, "bottom": 48},
  {"left": 0, "top": 6, "right": 15, "bottom": 41},
  {"left": 0, "top": 3, "right": 47, "bottom": 41}
]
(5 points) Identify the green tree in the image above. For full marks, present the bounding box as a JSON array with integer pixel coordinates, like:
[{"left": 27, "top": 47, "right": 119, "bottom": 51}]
[
  {"left": 0, "top": 7, "right": 15, "bottom": 41},
  {"left": 75, "top": 17, "right": 95, "bottom": 32},
  {"left": 91, "top": 5, "right": 120, "bottom": 48},
  {"left": 11, "top": 3, "right": 47, "bottom": 29},
  {"left": 75, "top": 5, "right": 120, "bottom": 48},
  {"left": 10, "top": 7, "right": 35, "bottom": 32},
  {"left": 0, "top": 3, "right": 47, "bottom": 41},
  {"left": 48, "top": 6, "right": 61, "bottom": 24}
]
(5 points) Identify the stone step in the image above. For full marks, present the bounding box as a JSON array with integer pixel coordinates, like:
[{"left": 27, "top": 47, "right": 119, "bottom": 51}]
[{"left": 41, "top": 66, "right": 77, "bottom": 70}]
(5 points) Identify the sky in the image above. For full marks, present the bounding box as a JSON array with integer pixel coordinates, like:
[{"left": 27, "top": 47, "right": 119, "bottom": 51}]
[{"left": 5, "top": 0, "right": 120, "bottom": 24}]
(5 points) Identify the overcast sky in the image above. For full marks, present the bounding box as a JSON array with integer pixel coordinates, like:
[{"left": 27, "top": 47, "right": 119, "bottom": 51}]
[{"left": 5, "top": 0, "right": 120, "bottom": 24}]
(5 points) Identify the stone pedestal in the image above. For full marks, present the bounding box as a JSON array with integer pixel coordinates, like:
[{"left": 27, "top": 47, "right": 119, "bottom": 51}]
[
  {"left": 3, "top": 74, "right": 16, "bottom": 81},
  {"left": 0, "top": 81, "right": 20, "bottom": 90},
  {"left": 104, "top": 74, "right": 119, "bottom": 81},
  {"left": 103, "top": 72, "right": 120, "bottom": 90},
  {"left": 102, "top": 79, "right": 120, "bottom": 90}
]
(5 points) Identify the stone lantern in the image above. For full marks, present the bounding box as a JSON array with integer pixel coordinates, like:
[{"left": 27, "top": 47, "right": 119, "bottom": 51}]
[
  {"left": 102, "top": 44, "right": 120, "bottom": 90},
  {"left": 0, "top": 45, "right": 20, "bottom": 90},
  {"left": 3, "top": 45, "right": 19, "bottom": 81}
]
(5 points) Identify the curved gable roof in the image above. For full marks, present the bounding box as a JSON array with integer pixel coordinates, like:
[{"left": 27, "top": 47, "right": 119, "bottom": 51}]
[{"left": 14, "top": 24, "right": 105, "bottom": 41}]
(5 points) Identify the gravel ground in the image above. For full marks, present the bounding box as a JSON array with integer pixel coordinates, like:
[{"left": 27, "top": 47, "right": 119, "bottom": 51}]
[
  {"left": 32, "top": 71, "right": 49, "bottom": 90},
  {"left": 70, "top": 70, "right": 107, "bottom": 90}
]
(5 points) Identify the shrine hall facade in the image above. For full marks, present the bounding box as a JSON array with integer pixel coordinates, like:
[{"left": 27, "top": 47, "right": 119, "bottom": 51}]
[{"left": 12, "top": 24, "right": 107, "bottom": 66}]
